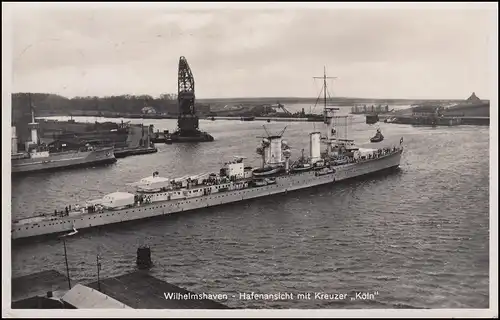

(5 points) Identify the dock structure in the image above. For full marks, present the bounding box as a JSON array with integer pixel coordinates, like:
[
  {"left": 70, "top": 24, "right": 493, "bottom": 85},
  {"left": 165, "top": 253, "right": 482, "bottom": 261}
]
[
  {"left": 61, "top": 284, "right": 132, "bottom": 309},
  {"left": 85, "top": 271, "right": 230, "bottom": 309},
  {"left": 11, "top": 270, "right": 230, "bottom": 309},
  {"left": 114, "top": 124, "right": 157, "bottom": 158},
  {"left": 380, "top": 93, "right": 491, "bottom": 126},
  {"left": 11, "top": 270, "right": 69, "bottom": 307},
  {"left": 459, "top": 116, "right": 490, "bottom": 125},
  {"left": 383, "top": 115, "right": 489, "bottom": 126},
  {"left": 206, "top": 116, "right": 324, "bottom": 122}
]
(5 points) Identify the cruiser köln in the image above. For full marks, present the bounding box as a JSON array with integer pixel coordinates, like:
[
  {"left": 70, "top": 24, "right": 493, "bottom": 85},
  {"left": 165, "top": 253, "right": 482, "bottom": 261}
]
[
  {"left": 11, "top": 70, "right": 405, "bottom": 240},
  {"left": 12, "top": 110, "right": 404, "bottom": 240}
]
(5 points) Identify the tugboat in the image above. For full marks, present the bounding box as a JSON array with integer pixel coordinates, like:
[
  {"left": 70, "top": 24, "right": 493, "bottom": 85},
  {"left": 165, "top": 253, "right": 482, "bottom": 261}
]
[{"left": 370, "top": 128, "right": 384, "bottom": 143}]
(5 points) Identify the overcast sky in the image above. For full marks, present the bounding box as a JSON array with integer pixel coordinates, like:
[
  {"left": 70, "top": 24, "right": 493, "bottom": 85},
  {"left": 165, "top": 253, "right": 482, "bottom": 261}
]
[{"left": 9, "top": 3, "right": 495, "bottom": 100}]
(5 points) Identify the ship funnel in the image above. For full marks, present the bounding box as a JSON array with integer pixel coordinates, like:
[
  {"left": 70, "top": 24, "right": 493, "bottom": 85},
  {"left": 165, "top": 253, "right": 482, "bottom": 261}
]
[
  {"left": 283, "top": 148, "right": 291, "bottom": 173},
  {"left": 267, "top": 136, "right": 282, "bottom": 165},
  {"left": 309, "top": 132, "right": 321, "bottom": 164}
]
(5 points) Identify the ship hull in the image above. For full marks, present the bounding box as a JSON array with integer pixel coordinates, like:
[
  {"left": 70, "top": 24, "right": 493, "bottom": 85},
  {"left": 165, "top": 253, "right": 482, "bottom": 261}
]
[
  {"left": 12, "top": 150, "right": 402, "bottom": 240},
  {"left": 11, "top": 147, "right": 116, "bottom": 174}
]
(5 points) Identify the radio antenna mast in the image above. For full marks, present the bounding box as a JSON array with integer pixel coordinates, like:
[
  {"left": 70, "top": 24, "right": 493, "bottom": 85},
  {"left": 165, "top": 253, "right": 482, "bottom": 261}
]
[{"left": 313, "top": 66, "right": 338, "bottom": 113}]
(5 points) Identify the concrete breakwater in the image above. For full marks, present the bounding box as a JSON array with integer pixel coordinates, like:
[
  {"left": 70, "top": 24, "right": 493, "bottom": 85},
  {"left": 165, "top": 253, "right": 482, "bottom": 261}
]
[
  {"left": 380, "top": 115, "right": 490, "bottom": 126},
  {"left": 209, "top": 116, "right": 323, "bottom": 122}
]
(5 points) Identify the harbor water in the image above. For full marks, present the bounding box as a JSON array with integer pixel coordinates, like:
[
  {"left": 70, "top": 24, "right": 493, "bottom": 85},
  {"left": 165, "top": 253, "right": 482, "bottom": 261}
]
[{"left": 11, "top": 113, "right": 490, "bottom": 309}]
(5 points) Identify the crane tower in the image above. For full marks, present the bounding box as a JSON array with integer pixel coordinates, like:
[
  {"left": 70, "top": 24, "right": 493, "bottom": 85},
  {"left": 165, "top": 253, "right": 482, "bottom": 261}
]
[{"left": 168, "top": 56, "right": 214, "bottom": 143}]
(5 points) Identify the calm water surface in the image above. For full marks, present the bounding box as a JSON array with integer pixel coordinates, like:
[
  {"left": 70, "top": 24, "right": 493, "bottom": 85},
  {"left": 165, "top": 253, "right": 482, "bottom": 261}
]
[{"left": 11, "top": 115, "right": 490, "bottom": 309}]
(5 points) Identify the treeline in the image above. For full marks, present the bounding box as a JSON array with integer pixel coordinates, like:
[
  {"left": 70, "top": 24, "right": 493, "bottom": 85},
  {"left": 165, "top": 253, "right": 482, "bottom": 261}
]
[{"left": 12, "top": 92, "right": 179, "bottom": 117}]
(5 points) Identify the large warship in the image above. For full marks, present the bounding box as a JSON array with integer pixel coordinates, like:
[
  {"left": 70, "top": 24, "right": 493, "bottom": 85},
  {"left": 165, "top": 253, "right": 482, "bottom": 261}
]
[
  {"left": 11, "top": 69, "right": 405, "bottom": 240},
  {"left": 11, "top": 107, "right": 116, "bottom": 174}
]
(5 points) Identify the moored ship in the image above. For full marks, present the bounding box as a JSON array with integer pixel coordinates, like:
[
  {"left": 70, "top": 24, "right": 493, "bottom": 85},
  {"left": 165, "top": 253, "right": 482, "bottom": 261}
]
[
  {"left": 11, "top": 107, "right": 116, "bottom": 174},
  {"left": 12, "top": 146, "right": 116, "bottom": 174},
  {"left": 11, "top": 68, "right": 405, "bottom": 240}
]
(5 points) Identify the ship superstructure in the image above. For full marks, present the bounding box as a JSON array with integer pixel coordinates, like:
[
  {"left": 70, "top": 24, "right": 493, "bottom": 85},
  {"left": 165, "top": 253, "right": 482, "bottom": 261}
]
[{"left": 12, "top": 68, "right": 405, "bottom": 240}]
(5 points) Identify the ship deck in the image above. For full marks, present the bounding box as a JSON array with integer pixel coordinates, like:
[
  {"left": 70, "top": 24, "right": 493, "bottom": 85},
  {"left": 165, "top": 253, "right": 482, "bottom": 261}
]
[{"left": 13, "top": 147, "right": 401, "bottom": 226}]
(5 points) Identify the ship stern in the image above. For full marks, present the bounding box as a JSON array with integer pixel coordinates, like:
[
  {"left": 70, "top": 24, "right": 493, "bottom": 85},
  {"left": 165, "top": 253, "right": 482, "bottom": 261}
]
[{"left": 90, "top": 146, "right": 117, "bottom": 164}]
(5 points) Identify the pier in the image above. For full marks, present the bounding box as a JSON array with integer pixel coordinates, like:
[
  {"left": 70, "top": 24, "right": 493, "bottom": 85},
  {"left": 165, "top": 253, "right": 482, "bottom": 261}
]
[
  {"left": 381, "top": 115, "right": 489, "bottom": 126},
  {"left": 207, "top": 116, "right": 323, "bottom": 122},
  {"left": 113, "top": 124, "right": 157, "bottom": 158},
  {"left": 378, "top": 93, "right": 491, "bottom": 126},
  {"left": 460, "top": 116, "right": 490, "bottom": 125},
  {"left": 12, "top": 270, "right": 230, "bottom": 309}
]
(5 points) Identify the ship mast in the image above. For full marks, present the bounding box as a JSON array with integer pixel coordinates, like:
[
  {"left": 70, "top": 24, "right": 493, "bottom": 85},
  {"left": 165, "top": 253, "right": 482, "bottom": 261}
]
[
  {"left": 313, "top": 67, "right": 339, "bottom": 153},
  {"left": 313, "top": 66, "right": 338, "bottom": 119},
  {"left": 27, "top": 93, "right": 39, "bottom": 147}
]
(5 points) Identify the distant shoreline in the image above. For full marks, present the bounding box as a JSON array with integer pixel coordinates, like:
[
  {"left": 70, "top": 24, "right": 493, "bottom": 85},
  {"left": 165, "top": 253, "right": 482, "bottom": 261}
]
[
  {"left": 13, "top": 92, "right": 488, "bottom": 104},
  {"left": 13, "top": 92, "right": 489, "bottom": 123},
  {"left": 196, "top": 97, "right": 487, "bottom": 106}
]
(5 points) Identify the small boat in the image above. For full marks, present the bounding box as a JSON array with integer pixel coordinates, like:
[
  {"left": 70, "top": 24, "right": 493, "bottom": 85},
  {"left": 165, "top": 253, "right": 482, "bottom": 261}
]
[
  {"left": 291, "top": 149, "right": 313, "bottom": 172},
  {"left": 252, "top": 166, "right": 282, "bottom": 177},
  {"left": 291, "top": 163, "right": 312, "bottom": 172},
  {"left": 251, "top": 177, "right": 276, "bottom": 187},
  {"left": 241, "top": 116, "right": 255, "bottom": 121},
  {"left": 370, "top": 129, "right": 384, "bottom": 143},
  {"left": 332, "top": 158, "right": 349, "bottom": 166},
  {"left": 265, "top": 178, "right": 276, "bottom": 185},
  {"left": 315, "top": 167, "right": 336, "bottom": 176},
  {"left": 252, "top": 179, "right": 267, "bottom": 187}
]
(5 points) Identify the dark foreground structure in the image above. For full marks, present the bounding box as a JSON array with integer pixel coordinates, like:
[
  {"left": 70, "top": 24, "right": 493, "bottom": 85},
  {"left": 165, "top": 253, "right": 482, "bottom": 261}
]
[{"left": 12, "top": 270, "right": 230, "bottom": 309}]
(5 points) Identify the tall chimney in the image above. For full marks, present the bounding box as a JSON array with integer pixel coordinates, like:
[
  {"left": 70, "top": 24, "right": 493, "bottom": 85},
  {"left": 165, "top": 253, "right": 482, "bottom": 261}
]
[{"left": 309, "top": 132, "right": 321, "bottom": 164}]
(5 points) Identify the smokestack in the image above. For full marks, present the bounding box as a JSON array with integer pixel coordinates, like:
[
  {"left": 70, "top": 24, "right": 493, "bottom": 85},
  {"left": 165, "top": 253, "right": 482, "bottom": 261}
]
[
  {"left": 309, "top": 132, "right": 321, "bottom": 164},
  {"left": 268, "top": 137, "right": 282, "bottom": 165},
  {"left": 283, "top": 148, "right": 291, "bottom": 173}
]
